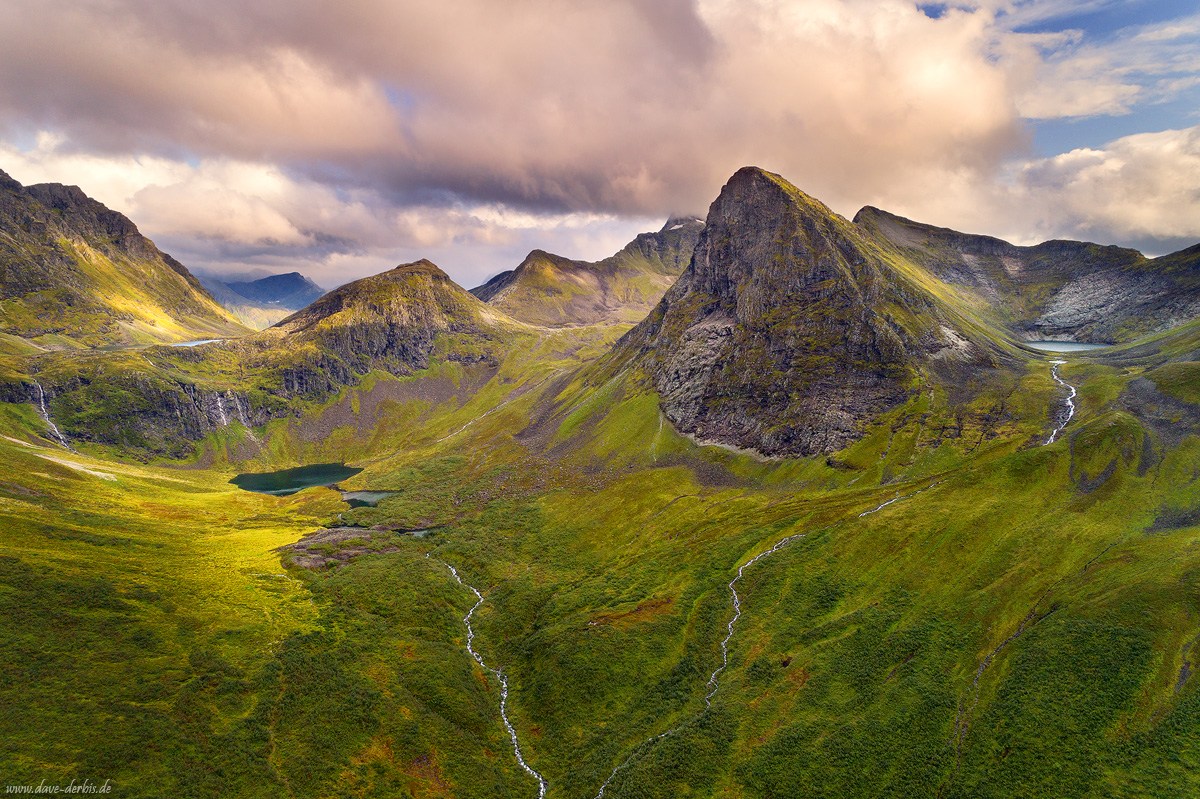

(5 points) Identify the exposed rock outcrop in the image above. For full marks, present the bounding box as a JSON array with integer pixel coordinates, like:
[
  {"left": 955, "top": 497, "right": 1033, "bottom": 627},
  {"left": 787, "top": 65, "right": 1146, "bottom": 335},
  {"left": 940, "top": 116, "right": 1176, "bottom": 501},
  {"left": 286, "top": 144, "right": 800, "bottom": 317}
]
[
  {"left": 609, "top": 167, "right": 987, "bottom": 458},
  {"left": 855, "top": 206, "right": 1200, "bottom": 343}
]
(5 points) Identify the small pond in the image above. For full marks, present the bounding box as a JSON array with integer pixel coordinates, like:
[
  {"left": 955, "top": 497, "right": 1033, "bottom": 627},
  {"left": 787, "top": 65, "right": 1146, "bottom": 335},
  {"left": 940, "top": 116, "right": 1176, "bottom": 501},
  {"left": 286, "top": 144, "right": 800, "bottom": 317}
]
[
  {"left": 1023, "top": 340, "right": 1112, "bottom": 353},
  {"left": 231, "top": 463, "right": 363, "bottom": 496}
]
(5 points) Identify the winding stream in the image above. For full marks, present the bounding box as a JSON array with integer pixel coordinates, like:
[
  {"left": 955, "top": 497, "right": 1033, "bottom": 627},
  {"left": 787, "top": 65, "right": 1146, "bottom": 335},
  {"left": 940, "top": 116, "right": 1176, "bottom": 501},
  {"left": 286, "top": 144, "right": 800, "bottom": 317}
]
[
  {"left": 704, "top": 529, "right": 810, "bottom": 707},
  {"left": 435, "top": 557, "right": 548, "bottom": 798},
  {"left": 1045, "top": 360, "right": 1076, "bottom": 445},
  {"left": 593, "top": 479, "right": 945, "bottom": 797}
]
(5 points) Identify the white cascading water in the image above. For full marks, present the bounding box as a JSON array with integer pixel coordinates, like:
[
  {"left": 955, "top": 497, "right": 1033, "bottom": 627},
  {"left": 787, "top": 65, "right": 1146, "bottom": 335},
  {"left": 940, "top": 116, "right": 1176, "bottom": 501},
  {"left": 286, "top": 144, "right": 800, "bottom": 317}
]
[
  {"left": 1044, "top": 360, "right": 1077, "bottom": 445},
  {"left": 435, "top": 558, "right": 548, "bottom": 798},
  {"left": 32, "top": 380, "right": 73, "bottom": 451},
  {"left": 594, "top": 478, "right": 945, "bottom": 798}
]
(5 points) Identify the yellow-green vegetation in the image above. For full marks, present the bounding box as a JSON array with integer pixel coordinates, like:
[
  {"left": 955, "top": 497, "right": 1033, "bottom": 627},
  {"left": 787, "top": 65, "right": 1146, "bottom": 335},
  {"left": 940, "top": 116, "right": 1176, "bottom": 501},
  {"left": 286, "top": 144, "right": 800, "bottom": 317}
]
[
  {"left": 3, "top": 309, "right": 1200, "bottom": 797},
  {"left": 471, "top": 217, "right": 702, "bottom": 327},
  {"left": 3, "top": 169, "right": 1200, "bottom": 798},
  {"left": 0, "top": 171, "right": 249, "bottom": 349}
]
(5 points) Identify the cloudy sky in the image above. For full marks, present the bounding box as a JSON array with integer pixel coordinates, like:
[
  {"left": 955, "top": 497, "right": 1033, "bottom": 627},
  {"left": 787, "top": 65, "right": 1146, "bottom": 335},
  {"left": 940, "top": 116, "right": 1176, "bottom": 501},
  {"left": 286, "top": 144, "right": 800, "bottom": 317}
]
[{"left": 1, "top": 0, "right": 1198, "bottom": 289}]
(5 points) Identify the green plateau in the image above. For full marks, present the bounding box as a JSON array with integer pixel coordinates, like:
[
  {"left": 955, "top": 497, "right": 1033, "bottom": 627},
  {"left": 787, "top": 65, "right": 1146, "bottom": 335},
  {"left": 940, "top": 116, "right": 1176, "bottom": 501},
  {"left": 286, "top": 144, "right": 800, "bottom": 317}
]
[{"left": 1, "top": 166, "right": 1199, "bottom": 798}]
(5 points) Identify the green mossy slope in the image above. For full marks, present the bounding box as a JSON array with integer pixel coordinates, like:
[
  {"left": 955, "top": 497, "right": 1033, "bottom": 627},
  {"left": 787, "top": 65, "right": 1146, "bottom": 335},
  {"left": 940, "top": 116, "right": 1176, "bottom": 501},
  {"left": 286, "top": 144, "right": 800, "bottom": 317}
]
[
  {"left": 2, "top": 166, "right": 1200, "bottom": 799},
  {"left": 470, "top": 217, "right": 702, "bottom": 327},
  {"left": 0, "top": 170, "right": 249, "bottom": 348}
]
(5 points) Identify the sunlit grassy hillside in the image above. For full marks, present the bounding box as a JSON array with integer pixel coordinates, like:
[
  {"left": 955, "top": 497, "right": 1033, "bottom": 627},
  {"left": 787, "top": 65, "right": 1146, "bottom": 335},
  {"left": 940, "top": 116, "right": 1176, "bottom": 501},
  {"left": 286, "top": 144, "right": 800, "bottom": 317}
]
[
  {"left": 2, "top": 167, "right": 1200, "bottom": 798},
  {"left": 0, "top": 170, "right": 248, "bottom": 349}
]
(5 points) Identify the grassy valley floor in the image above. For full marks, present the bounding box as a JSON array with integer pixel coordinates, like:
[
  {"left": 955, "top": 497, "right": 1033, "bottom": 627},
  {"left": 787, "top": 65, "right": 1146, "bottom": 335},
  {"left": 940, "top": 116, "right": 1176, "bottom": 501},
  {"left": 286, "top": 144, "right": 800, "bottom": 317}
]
[{"left": 1, "top": 334, "right": 1199, "bottom": 798}]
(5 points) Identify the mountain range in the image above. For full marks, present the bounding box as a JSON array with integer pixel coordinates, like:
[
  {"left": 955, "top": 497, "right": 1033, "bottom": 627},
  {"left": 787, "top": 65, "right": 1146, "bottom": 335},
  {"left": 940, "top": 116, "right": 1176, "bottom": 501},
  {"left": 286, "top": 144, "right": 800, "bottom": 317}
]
[
  {"left": 857, "top": 206, "right": 1200, "bottom": 343},
  {"left": 469, "top": 216, "right": 703, "bottom": 326},
  {"left": 198, "top": 271, "right": 326, "bottom": 329},
  {"left": 1, "top": 164, "right": 1200, "bottom": 798}
]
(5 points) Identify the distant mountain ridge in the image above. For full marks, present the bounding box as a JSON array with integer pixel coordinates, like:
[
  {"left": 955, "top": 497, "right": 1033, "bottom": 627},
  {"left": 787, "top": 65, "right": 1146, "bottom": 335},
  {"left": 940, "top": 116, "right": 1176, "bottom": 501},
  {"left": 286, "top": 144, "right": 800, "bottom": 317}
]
[
  {"left": 195, "top": 275, "right": 293, "bottom": 330},
  {"left": 226, "top": 272, "right": 325, "bottom": 309},
  {"left": 855, "top": 206, "right": 1200, "bottom": 343},
  {"left": 198, "top": 271, "right": 327, "bottom": 330},
  {"left": 0, "top": 169, "right": 247, "bottom": 349},
  {"left": 470, "top": 216, "right": 703, "bottom": 326}
]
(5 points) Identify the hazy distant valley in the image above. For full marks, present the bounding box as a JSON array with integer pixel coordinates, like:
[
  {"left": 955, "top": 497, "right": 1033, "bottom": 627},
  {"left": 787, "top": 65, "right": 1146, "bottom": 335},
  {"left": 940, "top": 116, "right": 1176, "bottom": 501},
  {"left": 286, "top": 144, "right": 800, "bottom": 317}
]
[{"left": 3, "top": 164, "right": 1200, "bottom": 799}]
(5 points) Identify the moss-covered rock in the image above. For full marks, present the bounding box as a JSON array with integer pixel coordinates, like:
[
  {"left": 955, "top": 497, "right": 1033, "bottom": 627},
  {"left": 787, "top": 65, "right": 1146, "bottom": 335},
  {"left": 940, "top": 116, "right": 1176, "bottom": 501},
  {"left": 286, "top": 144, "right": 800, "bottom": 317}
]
[{"left": 608, "top": 167, "right": 994, "bottom": 458}]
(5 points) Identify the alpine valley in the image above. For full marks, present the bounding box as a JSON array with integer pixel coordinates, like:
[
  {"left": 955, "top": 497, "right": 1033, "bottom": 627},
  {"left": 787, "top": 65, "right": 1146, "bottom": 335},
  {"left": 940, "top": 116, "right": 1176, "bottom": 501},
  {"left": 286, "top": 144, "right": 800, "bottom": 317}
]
[{"left": 4, "top": 165, "right": 1200, "bottom": 799}]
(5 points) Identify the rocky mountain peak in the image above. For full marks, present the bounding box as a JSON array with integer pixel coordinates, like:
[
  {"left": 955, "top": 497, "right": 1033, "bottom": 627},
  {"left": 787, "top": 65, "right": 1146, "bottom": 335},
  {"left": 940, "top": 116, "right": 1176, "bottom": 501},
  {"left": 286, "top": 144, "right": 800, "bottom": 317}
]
[
  {"left": 0, "top": 170, "right": 244, "bottom": 346},
  {"left": 24, "top": 181, "right": 147, "bottom": 252},
  {"left": 609, "top": 167, "right": 974, "bottom": 458},
  {"left": 511, "top": 249, "right": 580, "bottom": 275},
  {"left": 275, "top": 259, "right": 496, "bottom": 334},
  {"left": 265, "top": 258, "right": 512, "bottom": 382},
  {"left": 660, "top": 215, "right": 703, "bottom": 232},
  {"left": 686, "top": 166, "right": 881, "bottom": 321},
  {"left": 0, "top": 168, "right": 23, "bottom": 192},
  {"left": 392, "top": 258, "right": 446, "bottom": 276}
]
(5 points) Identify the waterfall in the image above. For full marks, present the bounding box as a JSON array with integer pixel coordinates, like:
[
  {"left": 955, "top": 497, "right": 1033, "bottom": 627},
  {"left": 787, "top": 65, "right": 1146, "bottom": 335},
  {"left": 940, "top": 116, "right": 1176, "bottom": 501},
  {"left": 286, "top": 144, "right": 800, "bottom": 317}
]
[
  {"left": 30, "top": 381, "right": 73, "bottom": 451},
  {"left": 214, "top": 393, "right": 230, "bottom": 427}
]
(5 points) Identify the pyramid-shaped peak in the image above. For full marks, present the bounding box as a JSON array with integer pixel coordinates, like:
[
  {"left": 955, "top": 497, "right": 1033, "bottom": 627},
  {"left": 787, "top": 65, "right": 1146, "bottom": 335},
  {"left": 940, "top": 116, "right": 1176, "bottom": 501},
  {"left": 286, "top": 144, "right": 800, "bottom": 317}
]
[
  {"left": 519, "top": 249, "right": 564, "bottom": 264},
  {"left": 718, "top": 166, "right": 841, "bottom": 219}
]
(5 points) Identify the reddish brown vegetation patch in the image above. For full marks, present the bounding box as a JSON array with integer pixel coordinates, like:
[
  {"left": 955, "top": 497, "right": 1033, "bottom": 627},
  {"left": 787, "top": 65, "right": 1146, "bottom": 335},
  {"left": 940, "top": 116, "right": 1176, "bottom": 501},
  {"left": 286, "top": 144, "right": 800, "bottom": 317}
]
[{"left": 590, "top": 596, "right": 674, "bottom": 629}]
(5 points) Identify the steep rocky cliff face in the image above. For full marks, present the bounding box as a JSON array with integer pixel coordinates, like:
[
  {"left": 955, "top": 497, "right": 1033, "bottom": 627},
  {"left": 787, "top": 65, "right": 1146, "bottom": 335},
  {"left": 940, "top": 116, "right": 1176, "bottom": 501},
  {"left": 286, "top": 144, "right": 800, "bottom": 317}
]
[
  {"left": 0, "top": 170, "right": 247, "bottom": 348},
  {"left": 856, "top": 207, "right": 1200, "bottom": 342},
  {"left": 610, "top": 167, "right": 989, "bottom": 458},
  {"left": 470, "top": 216, "right": 703, "bottom": 326}
]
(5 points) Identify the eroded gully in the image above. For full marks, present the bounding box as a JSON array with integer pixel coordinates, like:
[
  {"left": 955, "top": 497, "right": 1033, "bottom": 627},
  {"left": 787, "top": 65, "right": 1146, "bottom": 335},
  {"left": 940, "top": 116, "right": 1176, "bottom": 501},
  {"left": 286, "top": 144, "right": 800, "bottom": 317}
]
[{"left": 592, "top": 478, "right": 945, "bottom": 798}]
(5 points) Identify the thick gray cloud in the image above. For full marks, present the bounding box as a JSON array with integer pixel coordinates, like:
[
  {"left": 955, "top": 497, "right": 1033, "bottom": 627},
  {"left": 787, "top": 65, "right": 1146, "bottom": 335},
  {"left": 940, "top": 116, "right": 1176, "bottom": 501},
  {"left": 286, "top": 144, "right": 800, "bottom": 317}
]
[
  {"left": 0, "top": 0, "right": 1023, "bottom": 213},
  {"left": 0, "top": 0, "right": 1197, "bottom": 287}
]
